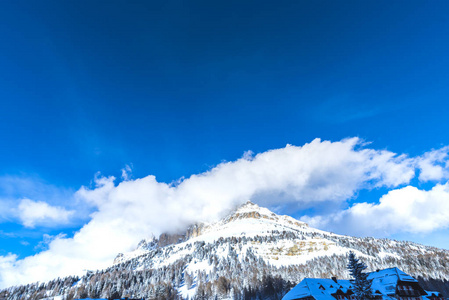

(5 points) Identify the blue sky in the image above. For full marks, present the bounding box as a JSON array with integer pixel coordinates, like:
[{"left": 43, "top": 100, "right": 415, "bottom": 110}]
[{"left": 1, "top": 0, "right": 449, "bottom": 287}]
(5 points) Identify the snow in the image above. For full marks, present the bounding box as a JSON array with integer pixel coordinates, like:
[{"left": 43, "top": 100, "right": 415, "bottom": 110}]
[
  {"left": 40, "top": 297, "right": 67, "bottom": 300},
  {"left": 368, "top": 267, "right": 418, "bottom": 296},
  {"left": 282, "top": 278, "right": 353, "bottom": 300},
  {"left": 283, "top": 267, "right": 430, "bottom": 300},
  {"left": 177, "top": 280, "right": 197, "bottom": 300},
  {"left": 377, "top": 251, "right": 400, "bottom": 260},
  {"left": 425, "top": 290, "right": 443, "bottom": 297},
  {"left": 187, "top": 257, "right": 214, "bottom": 274},
  {"left": 116, "top": 201, "right": 350, "bottom": 273}
]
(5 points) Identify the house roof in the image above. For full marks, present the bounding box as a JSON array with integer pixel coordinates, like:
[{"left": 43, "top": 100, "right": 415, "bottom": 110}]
[
  {"left": 425, "top": 291, "right": 443, "bottom": 297},
  {"left": 282, "top": 278, "right": 353, "bottom": 300},
  {"left": 368, "top": 267, "right": 418, "bottom": 295},
  {"left": 282, "top": 267, "right": 428, "bottom": 300}
]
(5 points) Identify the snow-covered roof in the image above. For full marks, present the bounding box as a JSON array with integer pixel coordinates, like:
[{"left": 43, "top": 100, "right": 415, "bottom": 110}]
[
  {"left": 368, "top": 267, "right": 418, "bottom": 296},
  {"left": 283, "top": 268, "right": 425, "bottom": 300},
  {"left": 282, "top": 278, "right": 353, "bottom": 300},
  {"left": 425, "top": 291, "right": 443, "bottom": 297},
  {"left": 368, "top": 267, "right": 418, "bottom": 283}
]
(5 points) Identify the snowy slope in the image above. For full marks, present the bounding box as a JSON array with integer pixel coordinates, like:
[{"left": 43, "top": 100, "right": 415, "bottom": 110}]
[
  {"left": 114, "top": 200, "right": 448, "bottom": 274},
  {"left": 114, "top": 201, "right": 352, "bottom": 268}
]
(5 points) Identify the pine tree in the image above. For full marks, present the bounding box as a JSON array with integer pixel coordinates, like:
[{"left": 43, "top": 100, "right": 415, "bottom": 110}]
[{"left": 347, "top": 251, "right": 372, "bottom": 300}]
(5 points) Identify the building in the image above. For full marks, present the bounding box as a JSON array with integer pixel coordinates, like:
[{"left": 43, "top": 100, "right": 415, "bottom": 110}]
[{"left": 282, "top": 268, "right": 446, "bottom": 300}]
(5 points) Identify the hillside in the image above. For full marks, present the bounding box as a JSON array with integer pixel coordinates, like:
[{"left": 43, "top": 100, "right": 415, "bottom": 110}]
[{"left": 2, "top": 201, "right": 449, "bottom": 300}]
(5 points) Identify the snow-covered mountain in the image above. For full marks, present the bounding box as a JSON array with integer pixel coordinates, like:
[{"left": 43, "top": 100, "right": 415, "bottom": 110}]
[
  {"left": 2, "top": 201, "right": 449, "bottom": 300},
  {"left": 113, "top": 201, "right": 347, "bottom": 269}
]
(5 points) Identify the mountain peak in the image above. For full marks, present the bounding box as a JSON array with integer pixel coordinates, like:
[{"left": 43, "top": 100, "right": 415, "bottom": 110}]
[
  {"left": 219, "top": 201, "right": 309, "bottom": 231},
  {"left": 236, "top": 200, "right": 263, "bottom": 211},
  {"left": 225, "top": 201, "right": 274, "bottom": 222},
  {"left": 240, "top": 200, "right": 257, "bottom": 207},
  {"left": 234, "top": 200, "right": 264, "bottom": 213},
  {"left": 116, "top": 202, "right": 309, "bottom": 265}
]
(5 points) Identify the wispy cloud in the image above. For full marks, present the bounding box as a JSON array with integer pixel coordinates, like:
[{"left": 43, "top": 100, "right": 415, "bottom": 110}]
[
  {"left": 310, "top": 96, "right": 383, "bottom": 123},
  {"left": 0, "top": 175, "right": 90, "bottom": 227},
  {"left": 416, "top": 146, "right": 449, "bottom": 182},
  {"left": 0, "top": 230, "right": 17, "bottom": 238},
  {"left": 17, "top": 199, "right": 75, "bottom": 228},
  {"left": 34, "top": 233, "right": 66, "bottom": 251},
  {"left": 0, "top": 200, "right": 14, "bottom": 223},
  {"left": 121, "top": 164, "right": 133, "bottom": 181},
  {"left": 0, "top": 175, "right": 73, "bottom": 201}
]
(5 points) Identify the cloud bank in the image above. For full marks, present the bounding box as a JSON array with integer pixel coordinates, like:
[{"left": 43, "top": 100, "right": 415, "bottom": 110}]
[{"left": 1, "top": 138, "right": 449, "bottom": 288}]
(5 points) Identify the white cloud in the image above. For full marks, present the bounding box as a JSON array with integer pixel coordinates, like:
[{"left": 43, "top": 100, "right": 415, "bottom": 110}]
[
  {"left": 17, "top": 199, "right": 75, "bottom": 228},
  {"left": 0, "top": 200, "right": 14, "bottom": 222},
  {"left": 0, "top": 137, "right": 445, "bottom": 288},
  {"left": 0, "top": 175, "right": 79, "bottom": 225},
  {"left": 242, "top": 150, "right": 254, "bottom": 160},
  {"left": 0, "top": 254, "right": 17, "bottom": 281},
  {"left": 0, "top": 175, "right": 74, "bottom": 203},
  {"left": 34, "top": 233, "right": 66, "bottom": 251},
  {"left": 416, "top": 146, "right": 449, "bottom": 182},
  {"left": 303, "top": 183, "right": 449, "bottom": 236},
  {"left": 121, "top": 164, "right": 133, "bottom": 181}
]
